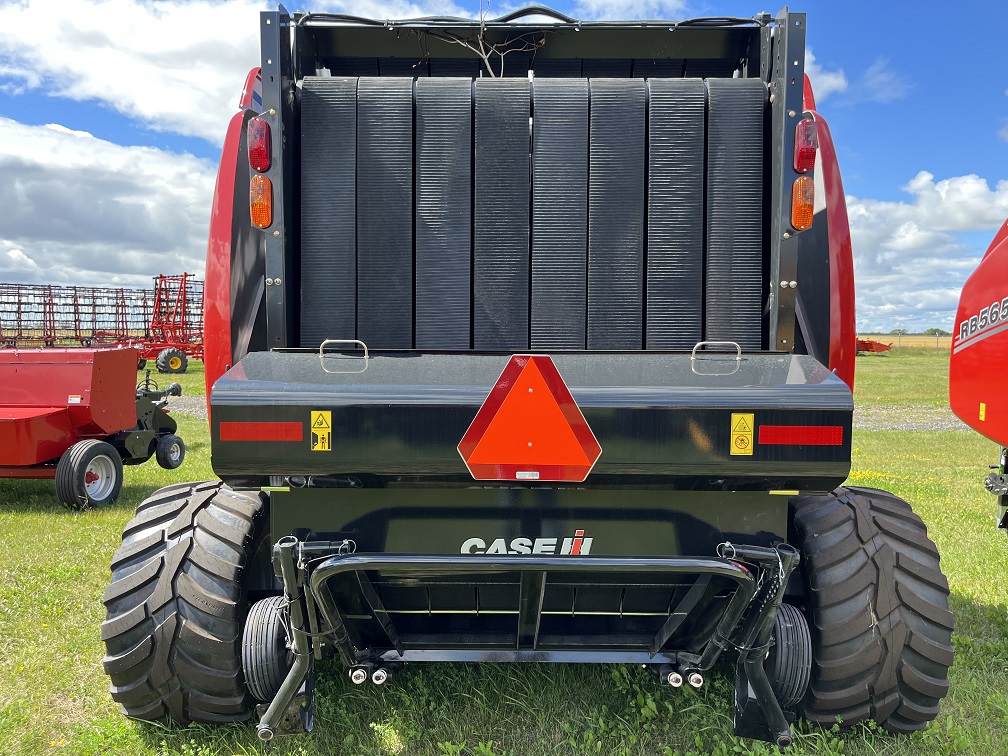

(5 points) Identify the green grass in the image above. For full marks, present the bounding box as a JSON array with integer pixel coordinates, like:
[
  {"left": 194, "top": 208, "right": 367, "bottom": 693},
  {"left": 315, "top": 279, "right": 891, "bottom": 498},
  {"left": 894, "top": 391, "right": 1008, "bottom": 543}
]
[{"left": 1, "top": 351, "right": 1006, "bottom": 755}]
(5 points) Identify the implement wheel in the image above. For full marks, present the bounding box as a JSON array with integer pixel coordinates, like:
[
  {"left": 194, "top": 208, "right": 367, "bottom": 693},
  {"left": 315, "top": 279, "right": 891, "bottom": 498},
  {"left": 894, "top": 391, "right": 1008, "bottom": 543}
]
[
  {"left": 156, "top": 347, "right": 188, "bottom": 374},
  {"left": 790, "top": 486, "right": 954, "bottom": 732},
  {"left": 55, "top": 439, "right": 123, "bottom": 509},
  {"left": 155, "top": 434, "right": 185, "bottom": 469},
  {"left": 101, "top": 482, "right": 265, "bottom": 724}
]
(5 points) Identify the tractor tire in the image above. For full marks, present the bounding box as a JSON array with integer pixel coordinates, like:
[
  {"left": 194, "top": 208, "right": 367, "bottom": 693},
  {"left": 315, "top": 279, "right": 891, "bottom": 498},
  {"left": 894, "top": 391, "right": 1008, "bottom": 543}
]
[
  {"left": 790, "top": 486, "right": 954, "bottom": 733},
  {"left": 101, "top": 481, "right": 266, "bottom": 724},
  {"left": 155, "top": 434, "right": 186, "bottom": 469},
  {"left": 243, "top": 596, "right": 293, "bottom": 702},
  {"left": 55, "top": 439, "right": 124, "bottom": 509},
  {"left": 156, "top": 347, "right": 188, "bottom": 374}
]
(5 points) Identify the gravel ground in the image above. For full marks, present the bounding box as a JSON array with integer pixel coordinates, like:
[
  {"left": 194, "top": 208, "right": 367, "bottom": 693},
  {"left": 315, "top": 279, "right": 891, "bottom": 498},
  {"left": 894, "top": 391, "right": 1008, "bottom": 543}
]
[
  {"left": 167, "top": 395, "right": 970, "bottom": 432},
  {"left": 853, "top": 404, "right": 970, "bottom": 432},
  {"left": 167, "top": 394, "right": 208, "bottom": 419}
]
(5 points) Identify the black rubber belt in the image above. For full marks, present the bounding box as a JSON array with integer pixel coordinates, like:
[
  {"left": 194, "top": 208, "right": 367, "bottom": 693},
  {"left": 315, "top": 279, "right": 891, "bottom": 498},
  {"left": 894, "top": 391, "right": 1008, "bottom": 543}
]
[
  {"left": 533, "top": 60, "right": 582, "bottom": 77},
  {"left": 357, "top": 77, "right": 414, "bottom": 349},
  {"left": 647, "top": 78, "right": 705, "bottom": 349},
  {"left": 584, "top": 59, "right": 632, "bottom": 77},
  {"left": 378, "top": 58, "right": 428, "bottom": 76},
  {"left": 431, "top": 58, "right": 481, "bottom": 77},
  {"left": 587, "top": 78, "right": 646, "bottom": 350},
  {"left": 705, "top": 78, "right": 766, "bottom": 349},
  {"left": 415, "top": 78, "right": 472, "bottom": 350},
  {"left": 633, "top": 59, "right": 684, "bottom": 77},
  {"left": 473, "top": 78, "right": 530, "bottom": 351},
  {"left": 531, "top": 78, "right": 588, "bottom": 350},
  {"left": 300, "top": 76, "right": 357, "bottom": 348}
]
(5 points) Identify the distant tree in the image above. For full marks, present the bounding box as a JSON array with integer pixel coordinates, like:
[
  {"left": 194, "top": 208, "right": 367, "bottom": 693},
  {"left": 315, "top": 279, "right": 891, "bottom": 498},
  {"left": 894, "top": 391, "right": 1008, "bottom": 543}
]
[
  {"left": 890, "top": 328, "right": 909, "bottom": 335},
  {"left": 923, "top": 328, "right": 950, "bottom": 336}
]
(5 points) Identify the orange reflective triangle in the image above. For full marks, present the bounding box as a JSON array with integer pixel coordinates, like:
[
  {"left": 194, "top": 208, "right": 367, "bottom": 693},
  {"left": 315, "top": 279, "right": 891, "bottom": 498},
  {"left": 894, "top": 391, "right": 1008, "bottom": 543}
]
[{"left": 468, "top": 358, "right": 590, "bottom": 467}]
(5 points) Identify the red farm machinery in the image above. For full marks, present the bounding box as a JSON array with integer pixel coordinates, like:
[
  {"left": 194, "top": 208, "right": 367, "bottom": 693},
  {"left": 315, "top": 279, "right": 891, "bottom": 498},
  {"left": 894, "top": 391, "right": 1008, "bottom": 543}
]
[
  {"left": 950, "top": 217, "right": 1008, "bottom": 529},
  {"left": 0, "top": 348, "right": 186, "bottom": 508},
  {"left": 99, "top": 6, "right": 953, "bottom": 749},
  {"left": 0, "top": 273, "right": 203, "bottom": 373}
]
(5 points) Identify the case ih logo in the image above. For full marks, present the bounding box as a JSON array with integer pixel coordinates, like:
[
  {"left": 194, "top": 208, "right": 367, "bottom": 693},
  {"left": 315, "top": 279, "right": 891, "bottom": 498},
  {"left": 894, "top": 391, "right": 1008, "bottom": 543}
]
[{"left": 461, "top": 529, "right": 592, "bottom": 555}]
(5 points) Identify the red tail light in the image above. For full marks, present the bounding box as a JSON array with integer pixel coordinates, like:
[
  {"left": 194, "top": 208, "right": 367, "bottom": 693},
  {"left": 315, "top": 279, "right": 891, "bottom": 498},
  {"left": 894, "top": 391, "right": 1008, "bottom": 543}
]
[
  {"left": 793, "top": 117, "right": 818, "bottom": 174},
  {"left": 248, "top": 117, "right": 271, "bottom": 173}
]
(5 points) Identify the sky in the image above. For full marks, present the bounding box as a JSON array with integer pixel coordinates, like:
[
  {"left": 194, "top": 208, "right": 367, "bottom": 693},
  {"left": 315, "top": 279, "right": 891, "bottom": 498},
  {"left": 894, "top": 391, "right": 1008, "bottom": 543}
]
[{"left": 0, "top": 0, "right": 1005, "bottom": 333}]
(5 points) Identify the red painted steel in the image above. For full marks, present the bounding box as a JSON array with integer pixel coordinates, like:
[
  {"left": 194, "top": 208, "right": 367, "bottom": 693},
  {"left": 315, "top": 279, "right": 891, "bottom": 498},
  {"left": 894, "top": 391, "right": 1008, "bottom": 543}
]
[
  {"left": 856, "top": 338, "right": 892, "bottom": 353},
  {"left": 0, "top": 348, "right": 137, "bottom": 468},
  {"left": 458, "top": 355, "right": 601, "bottom": 482},
  {"left": 204, "top": 109, "right": 247, "bottom": 401},
  {"left": 219, "top": 421, "right": 303, "bottom": 442},
  {"left": 758, "top": 425, "right": 843, "bottom": 446},
  {"left": 809, "top": 109, "right": 856, "bottom": 391},
  {"left": 949, "top": 218, "right": 1008, "bottom": 446}
]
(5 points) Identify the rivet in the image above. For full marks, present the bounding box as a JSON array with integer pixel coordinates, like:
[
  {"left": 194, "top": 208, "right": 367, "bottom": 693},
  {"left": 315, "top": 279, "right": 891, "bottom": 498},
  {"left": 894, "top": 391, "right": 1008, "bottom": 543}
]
[
  {"left": 783, "top": 232, "right": 791, "bottom": 239},
  {"left": 780, "top": 281, "right": 788, "bottom": 289},
  {"left": 273, "top": 230, "right": 280, "bottom": 237},
  {"left": 266, "top": 278, "right": 274, "bottom": 285},
  {"left": 789, "top": 280, "right": 797, "bottom": 289},
  {"left": 788, "top": 109, "right": 796, "bottom": 117},
  {"left": 275, "top": 278, "right": 282, "bottom": 285}
]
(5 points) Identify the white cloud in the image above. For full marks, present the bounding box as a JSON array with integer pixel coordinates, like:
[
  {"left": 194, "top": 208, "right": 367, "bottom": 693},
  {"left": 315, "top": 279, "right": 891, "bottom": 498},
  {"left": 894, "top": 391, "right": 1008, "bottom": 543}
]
[
  {"left": 999, "top": 120, "right": 1008, "bottom": 143},
  {"left": 854, "top": 57, "right": 913, "bottom": 103},
  {"left": 0, "top": 118, "right": 215, "bottom": 287},
  {"left": 0, "top": 0, "right": 470, "bottom": 144},
  {"left": 805, "top": 47, "right": 847, "bottom": 103},
  {"left": 848, "top": 172, "right": 1008, "bottom": 331}
]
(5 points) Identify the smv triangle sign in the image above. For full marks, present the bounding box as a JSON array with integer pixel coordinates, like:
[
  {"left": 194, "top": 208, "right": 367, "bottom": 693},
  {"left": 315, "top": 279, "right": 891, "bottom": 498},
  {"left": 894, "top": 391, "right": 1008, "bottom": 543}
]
[{"left": 458, "top": 355, "right": 602, "bottom": 482}]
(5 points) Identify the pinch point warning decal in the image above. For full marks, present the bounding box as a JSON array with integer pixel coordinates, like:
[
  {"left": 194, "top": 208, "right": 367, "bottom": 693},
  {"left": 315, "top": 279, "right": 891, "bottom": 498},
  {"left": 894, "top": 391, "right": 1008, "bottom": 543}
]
[
  {"left": 311, "top": 410, "right": 331, "bottom": 451},
  {"left": 730, "top": 413, "right": 754, "bottom": 456}
]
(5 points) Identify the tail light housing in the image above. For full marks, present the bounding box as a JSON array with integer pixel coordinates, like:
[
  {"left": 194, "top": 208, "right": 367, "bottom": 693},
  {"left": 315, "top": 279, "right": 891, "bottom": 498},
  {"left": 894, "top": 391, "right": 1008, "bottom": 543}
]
[
  {"left": 794, "top": 117, "right": 818, "bottom": 174},
  {"left": 248, "top": 117, "right": 271, "bottom": 173},
  {"left": 791, "top": 176, "right": 814, "bottom": 231},
  {"left": 250, "top": 174, "right": 273, "bottom": 229}
]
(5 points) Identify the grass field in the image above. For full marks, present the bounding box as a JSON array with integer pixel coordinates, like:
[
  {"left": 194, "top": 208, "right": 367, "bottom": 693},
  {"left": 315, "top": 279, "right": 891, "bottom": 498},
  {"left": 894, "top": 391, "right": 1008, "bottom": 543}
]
[{"left": 1, "top": 353, "right": 1006, "bottom": 755}]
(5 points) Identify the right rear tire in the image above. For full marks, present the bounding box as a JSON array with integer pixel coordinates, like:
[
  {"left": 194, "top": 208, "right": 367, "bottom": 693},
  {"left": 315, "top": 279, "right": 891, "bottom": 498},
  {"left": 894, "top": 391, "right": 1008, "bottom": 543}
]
[
  {"left": 790, "top": 486, "right": 954, "bottom": 733},
  {"left": 101, "top": 481, "right": 265, "bottom": 724}
]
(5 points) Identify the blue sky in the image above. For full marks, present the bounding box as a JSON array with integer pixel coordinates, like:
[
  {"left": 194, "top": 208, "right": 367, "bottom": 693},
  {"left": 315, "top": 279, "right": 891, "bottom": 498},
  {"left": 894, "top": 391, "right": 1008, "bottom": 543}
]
[{"left": 0, "top": 0, "right": 1006, "bottom": 332}]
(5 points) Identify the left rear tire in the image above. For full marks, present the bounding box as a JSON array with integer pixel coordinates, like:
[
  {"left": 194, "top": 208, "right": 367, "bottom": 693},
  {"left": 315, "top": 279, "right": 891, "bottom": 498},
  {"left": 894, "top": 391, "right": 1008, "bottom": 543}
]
[{"left": 101, "top": 482, "right": 265, "bottom": 723}]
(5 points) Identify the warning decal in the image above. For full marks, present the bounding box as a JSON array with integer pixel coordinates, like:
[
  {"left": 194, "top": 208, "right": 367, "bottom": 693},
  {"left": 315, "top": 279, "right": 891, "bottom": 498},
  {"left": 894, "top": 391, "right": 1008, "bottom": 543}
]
[
  {"left": 730, "top": 413, "right": 754, "bottom": 456},
  {"left": 311, "top": 410, "right": 331, "bottom": 452}
]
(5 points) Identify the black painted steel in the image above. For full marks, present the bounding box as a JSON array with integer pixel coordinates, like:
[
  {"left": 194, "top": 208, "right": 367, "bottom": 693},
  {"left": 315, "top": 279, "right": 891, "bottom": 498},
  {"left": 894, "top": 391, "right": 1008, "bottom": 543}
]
[
  {"left": 705, "top": 78, "right": 766, "bottom": 348},
  {"left": 212, "top": 350, "right": 852, "bottom": 489},
  {"left": 356, "top": 78, "right": 414, "bottom": 349},
  {"left": 300, "top": 77, "right": 357, "bottom": 347},
  {"left": 587, "top": 78, "right": 645, "bottom": 350},
  {"left": 647, "top": 78, "right": 705, "bottom": 349},
  {"left": 473, "top": 79, "right": 530, "bottom": 350},
  {"left": 415, "top": 79, "right": 472, "bottom": 349},
  {"left": 531, "top": 79, "right": 588, "bottom": 350}
]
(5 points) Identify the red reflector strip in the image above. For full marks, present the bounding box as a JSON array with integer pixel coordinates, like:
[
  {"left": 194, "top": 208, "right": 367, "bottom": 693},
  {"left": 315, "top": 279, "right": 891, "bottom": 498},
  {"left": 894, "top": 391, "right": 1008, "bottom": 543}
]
[
  {"left": 758, "top": 425, "right": 843, "bottom": 446},
  {"left": 219, "top": 421, "right": 303, "bottom": 442}
]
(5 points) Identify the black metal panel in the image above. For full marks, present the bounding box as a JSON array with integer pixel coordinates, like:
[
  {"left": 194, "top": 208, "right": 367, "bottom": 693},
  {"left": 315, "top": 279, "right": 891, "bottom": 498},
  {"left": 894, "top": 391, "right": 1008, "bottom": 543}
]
[
  {"left": 212, "top": 351, "right": 853, "bottom": 489},
  {"left": 646, "top": 78, "right": 705, "bottom": 349},
  {"left": 583, "top": 59, "right": 632, "bottom": 78},
  {"left": 587, "top": 78, "right": 645, "bottom": 350},
  {"left": 430, "top": 58, "right": 481, "bottom": 77},
  {"left": 632, "top": 59, "right": 684, "bottom": 77},
  {"left": 378, "top": 57, "right": 428, "bottom": 76},
  {"left": 473, "top": 79, "right": 530, "bottom": 351},
  {"left": 685, "top": 59, "right": 738, "bottom": 78},
  {"left": 705, "top": 78, "right": 766, "bottom": 348},
  {"left": 415, "top": 79, "right": 472, "bottom": 350},
  {"left": 531, "top": 79, "right": 588, "bottom": 350},
  {"left": 300, "top": 76, "right": 357, "bottom": 347},
  {"left": 356, "top": 77, "right": 414, "bottom": 349},
  {"left": 533, "top": 59, "right": 582, "bottom": 77},
  {"left": 270, "top": 488, "right": 787, "bottom": 556},
  {"left": 329, "top": 57, "right": 378, "bottom": 76}
]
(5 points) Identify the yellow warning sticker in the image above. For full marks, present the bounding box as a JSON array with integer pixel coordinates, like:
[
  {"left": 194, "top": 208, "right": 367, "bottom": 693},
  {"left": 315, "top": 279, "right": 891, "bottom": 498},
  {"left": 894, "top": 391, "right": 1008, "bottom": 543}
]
[
  {"left": 730, "top": 413, "right": 754, "bottom": 456},
  {"left": 311, "top": 410, "right": 331, "bottom": 452},
  {"left": 980, "top": 402, "right": 987, "bottom": 421}
]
